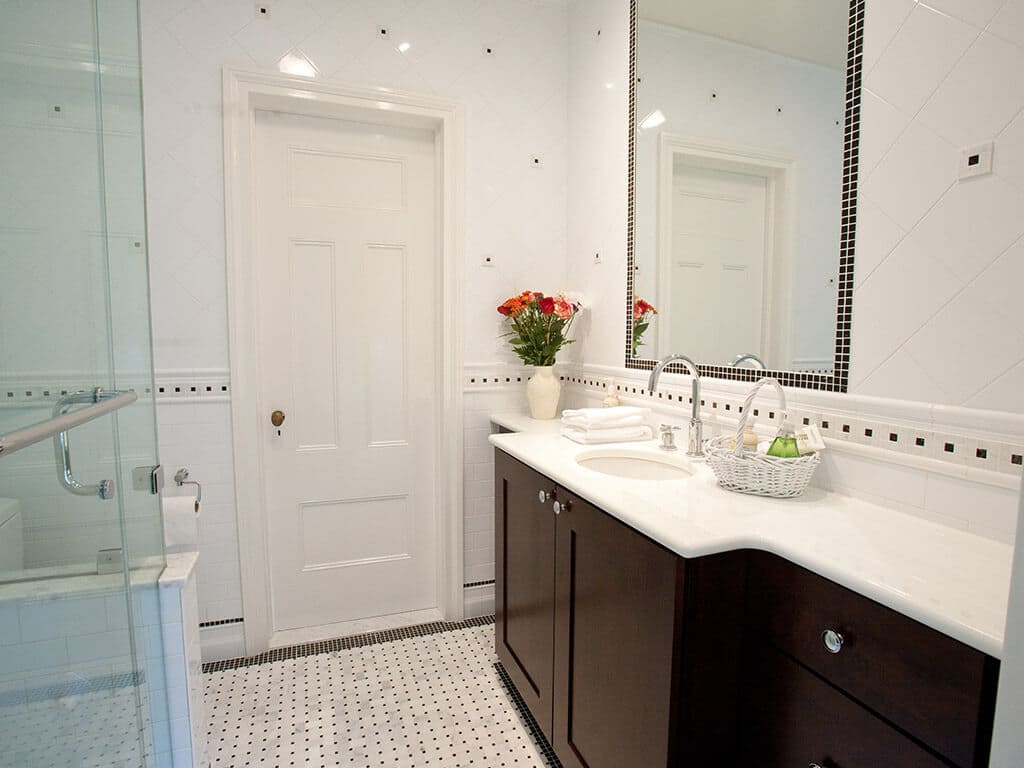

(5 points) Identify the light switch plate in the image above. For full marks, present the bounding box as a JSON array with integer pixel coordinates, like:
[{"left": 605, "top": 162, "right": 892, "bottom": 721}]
[{"left": 959, "top": 142, "right": 994, "bottom": 180}]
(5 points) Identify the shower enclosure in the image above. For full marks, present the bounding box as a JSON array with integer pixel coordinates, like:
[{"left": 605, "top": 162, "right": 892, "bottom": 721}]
[{"left": 0, "top": 1, "right": 168, "bottom": 765}]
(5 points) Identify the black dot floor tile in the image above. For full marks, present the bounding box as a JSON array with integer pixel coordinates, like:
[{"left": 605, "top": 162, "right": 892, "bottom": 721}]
[{"left": 203, "top": 619, "right": 561, "bottom": 767}]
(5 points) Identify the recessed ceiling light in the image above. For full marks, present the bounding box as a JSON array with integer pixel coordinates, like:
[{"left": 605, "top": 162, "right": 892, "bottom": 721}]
[
  {"left": 278, "top": 51, "right": 318, "bottom": 78},
  {"left": 639, "top": 109, "right": 666, "bottom": 129}
]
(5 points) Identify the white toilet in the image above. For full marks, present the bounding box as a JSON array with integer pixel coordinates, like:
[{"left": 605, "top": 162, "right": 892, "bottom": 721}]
[{"left": 0, "top": 498, "right": 24, "bottom": 572}]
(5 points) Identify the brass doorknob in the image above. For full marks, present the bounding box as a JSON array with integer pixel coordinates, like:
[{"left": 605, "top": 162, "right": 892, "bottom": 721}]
[{"left": 271, "top": 410, "right": 286, "bottom": 427}]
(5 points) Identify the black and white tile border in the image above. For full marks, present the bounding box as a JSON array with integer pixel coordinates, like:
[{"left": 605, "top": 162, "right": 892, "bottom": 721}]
[
  {"left": 202, "top": 615, "right": 496, "bottom": 673},
  {"left": 559, "top": 369, "right": 1024, "bottom": 479},
  {"left": 495, "top": 662, "right": 563, "bottom": 768},
  {"left": 623, "top": 0, "right": 866, "bottom": 393},
  {"left": 154, "top": 370, "right": 231, "bottom": 403}
]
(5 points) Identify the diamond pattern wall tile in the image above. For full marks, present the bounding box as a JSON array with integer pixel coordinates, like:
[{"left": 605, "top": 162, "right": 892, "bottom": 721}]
[
  {"left": 861, "top": 120, "right": 956, "bottom": 232},
  {"left": 991, "top": 0, "right": 1024, "bottom": 49},
  {"left": 866, "top": 4, "right": 978, "bottom": 116},
  {"left": 925, "top": 0, "right": 1008, "bottom": 29},
  {"left": 904, "top": 287, "right": 1024, "bottom": 404},
  {"left": 919, "top": 32, "right": 1024, "bottom": 147},
  {"left": 901, "top": 173, "right": 1024, "bottom": 284}
]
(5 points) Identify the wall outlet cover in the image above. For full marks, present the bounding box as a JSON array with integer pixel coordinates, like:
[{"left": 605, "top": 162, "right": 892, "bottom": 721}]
[{"left": 960, "top": 142, "right": 994, "bottom": 180}]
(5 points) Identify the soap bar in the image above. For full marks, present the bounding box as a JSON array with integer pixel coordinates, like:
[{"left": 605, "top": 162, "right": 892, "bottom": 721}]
[{"left": 796, "top": 424, "right": 825, "bottom": 455}]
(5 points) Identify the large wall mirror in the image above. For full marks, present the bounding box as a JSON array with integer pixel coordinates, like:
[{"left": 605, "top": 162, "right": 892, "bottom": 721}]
[{"left": 626, "top": 0, "right": 863, "bottom": 391}]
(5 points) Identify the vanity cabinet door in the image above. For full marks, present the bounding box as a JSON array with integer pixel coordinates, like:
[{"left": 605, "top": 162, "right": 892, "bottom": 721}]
[
  {"left": 552, "top": 489, "right": 684, "bottom": 768},
  {"left": 495, "top": 451, "right": 558, "bottom": 740},
  {"left": 742, "top": 646, "right": 949, "bottom": 768}
]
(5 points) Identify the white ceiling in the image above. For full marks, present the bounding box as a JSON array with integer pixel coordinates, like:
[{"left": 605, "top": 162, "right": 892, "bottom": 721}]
[{"left": 639, "top": 0, "right": 849, "bottom": 71}]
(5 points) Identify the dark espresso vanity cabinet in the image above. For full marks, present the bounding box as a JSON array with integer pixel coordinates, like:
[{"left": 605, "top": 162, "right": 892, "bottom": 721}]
[
  {"left": 494, "top": 449, "right": 1000, "bottom": 768},
  {"left": 496, "top": 450, "right": 747, "bottom": 766}
]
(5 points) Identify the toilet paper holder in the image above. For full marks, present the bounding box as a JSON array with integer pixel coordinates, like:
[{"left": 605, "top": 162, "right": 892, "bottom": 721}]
[{"left": 173, "top": 468, "right": 202, "bottom": 504}]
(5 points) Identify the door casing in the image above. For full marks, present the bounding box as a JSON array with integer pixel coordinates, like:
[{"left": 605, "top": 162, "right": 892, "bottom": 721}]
[{"left": 222, "top": 68, "right": 465, "bottom": 655}]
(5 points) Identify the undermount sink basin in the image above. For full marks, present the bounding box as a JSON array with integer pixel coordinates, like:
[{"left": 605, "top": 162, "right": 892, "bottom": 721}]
[{"left": 575, "top": 447, "right": 693, "bottom": 481}]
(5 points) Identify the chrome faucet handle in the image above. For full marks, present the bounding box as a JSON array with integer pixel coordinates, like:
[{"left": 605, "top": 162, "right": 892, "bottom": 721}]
[
  {"left": 659, "top": 424, "right": 681, "bottom": 451},
  {"left": 687, "top": 418, "right": 704, "bottom": 458}
]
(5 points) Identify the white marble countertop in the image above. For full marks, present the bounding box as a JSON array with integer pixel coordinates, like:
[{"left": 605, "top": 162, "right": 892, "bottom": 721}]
[{"left": 489, "top": 412, "right": 1014, "bottom": 658}]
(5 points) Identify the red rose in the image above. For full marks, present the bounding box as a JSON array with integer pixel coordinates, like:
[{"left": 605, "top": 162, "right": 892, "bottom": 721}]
[
  {"left": 539, "top": 296, "right": 556, "bottom": 314},
  {"left": 498, "top": 303, "right": 512, "bottom": 316}
]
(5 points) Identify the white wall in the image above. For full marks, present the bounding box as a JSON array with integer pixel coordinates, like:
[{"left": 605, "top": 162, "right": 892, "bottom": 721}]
[
  {"left": 568, "top": 0, "right": 1024, "bottom": 417},
  {"left": 634, "top": 21, "right": 844, "bottom": 367},
  {"left": 139, "top": 0, "right": 569, "bottom": 657}
]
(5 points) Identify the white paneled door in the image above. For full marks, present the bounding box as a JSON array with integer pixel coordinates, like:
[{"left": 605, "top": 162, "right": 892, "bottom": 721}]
[{"left": 253, "top": 110, "right": 439, "bottom": 632}]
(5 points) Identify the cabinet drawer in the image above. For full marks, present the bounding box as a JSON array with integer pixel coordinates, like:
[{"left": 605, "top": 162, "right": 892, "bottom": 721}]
[
  {"left": 743, "top": 646, "right": 948, "bottom": 768},
  {"left": 748, "top": 552, "right": 998, "bottom": 767}
]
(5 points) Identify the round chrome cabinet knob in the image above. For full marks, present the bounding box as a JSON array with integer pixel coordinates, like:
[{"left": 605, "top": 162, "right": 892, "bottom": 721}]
[
  {"left": 538, "top": 489, "right": 554, "bottom": 503},
  {"left": 553, "top": 500, "right": 571, "bottom": 515},
  {"left": 822, "top": 629, "right": 844, "bottom": 654}
]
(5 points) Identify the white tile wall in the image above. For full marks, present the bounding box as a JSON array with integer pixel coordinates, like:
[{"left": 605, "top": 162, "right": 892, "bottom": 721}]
[
  {"left": 158, "top": 554, "right": 208, "bottom": 768},
  {"left": 852, "top": 3, "right": 1024, "bottom": 410}
]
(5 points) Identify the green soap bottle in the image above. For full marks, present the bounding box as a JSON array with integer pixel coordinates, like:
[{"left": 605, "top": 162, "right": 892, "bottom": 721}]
[{"left": 767, "top": 420, "right": 800, "bottom": 458}]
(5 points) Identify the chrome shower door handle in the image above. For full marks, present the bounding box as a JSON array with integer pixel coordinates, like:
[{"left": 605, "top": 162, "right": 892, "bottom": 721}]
[
  {"left": 54, "top": 426, "right": 114, "bottom": 499},
  {"left": 51, "top": 388, "right": 128, "bottom": 501}
]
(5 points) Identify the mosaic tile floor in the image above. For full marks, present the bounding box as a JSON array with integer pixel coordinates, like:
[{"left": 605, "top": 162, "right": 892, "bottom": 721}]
[
  {"left": 0, "top": 681, "right": 145, "bottom": 768},
  {"left": 204, "top": 619, "right": 559, "bottom": 767}
]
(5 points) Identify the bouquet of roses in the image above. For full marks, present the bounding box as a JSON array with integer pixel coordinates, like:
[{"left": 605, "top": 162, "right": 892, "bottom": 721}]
[
  {"left": 497, "top": 291, "right": 582, "bottom": 366},
  {"left": 632, "top": 298, "right": 657, "bottom": 356}
]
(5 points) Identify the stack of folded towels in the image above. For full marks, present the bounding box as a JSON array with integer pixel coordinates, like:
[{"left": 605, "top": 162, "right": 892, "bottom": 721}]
[{"left": 560, "top": 406, "right": 653, "bottom": 444}]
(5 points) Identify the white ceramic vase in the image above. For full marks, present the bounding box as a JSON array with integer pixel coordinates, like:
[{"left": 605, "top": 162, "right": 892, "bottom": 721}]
[{"left": 527, "top": 365, "right": 561, "bottom": 419}]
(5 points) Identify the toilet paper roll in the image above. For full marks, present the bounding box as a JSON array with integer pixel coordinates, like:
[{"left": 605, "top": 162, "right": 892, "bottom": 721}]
[{"left": 162, "top": 494, "right": 200, "bottom": 553}]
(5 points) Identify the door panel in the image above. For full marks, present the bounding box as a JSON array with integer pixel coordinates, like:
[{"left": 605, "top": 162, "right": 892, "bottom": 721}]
[
  {"left": 553, "top": 490, "right": 682, "bottom": 768},
  {"left": 254, "top": 110, "right": 438, "bottom": 632},
  {"left": 495, "top": 451, "right": 557, "bottom": 740}
]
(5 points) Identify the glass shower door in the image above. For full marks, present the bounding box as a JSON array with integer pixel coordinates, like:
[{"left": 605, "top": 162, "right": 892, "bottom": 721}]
[{"left": 0, "top": 1, "right": 166, "bottom": 766}]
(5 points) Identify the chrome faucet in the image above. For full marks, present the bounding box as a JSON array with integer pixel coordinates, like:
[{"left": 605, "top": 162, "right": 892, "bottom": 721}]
[
  {"left": 732, "top": 352, "right": 766, "bottom": 369},
  {"left": 648, "top": 354, "right": 703, "bottom": 457}
]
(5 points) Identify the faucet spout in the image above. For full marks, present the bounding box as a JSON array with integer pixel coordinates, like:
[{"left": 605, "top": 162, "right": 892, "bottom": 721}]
[{"left": 647, "top": 354, "right": 703, "bottom": 457}]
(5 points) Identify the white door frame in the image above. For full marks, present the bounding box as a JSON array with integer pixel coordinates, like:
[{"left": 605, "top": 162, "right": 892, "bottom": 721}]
[
  {"left": 656, "top": 132, "right": 797, "bottom": 366},
  {"left": 222, "top": 68, "right": 465, "bottom": 656}
]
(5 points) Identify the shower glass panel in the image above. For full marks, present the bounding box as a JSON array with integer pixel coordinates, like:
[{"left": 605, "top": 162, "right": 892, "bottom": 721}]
[{"left": 0, "top": 1, "right": 166, "bottom": 766}]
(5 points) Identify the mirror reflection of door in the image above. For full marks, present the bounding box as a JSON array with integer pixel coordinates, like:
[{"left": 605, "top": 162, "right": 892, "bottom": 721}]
[
  {"left": 669, "top": 165, "right": 767, "bottom": 363},
  {"left": 633, "top": 0, "right": 848, "bottom": 373}
]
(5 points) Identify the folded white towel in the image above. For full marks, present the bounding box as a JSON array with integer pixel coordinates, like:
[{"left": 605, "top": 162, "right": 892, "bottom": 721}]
[
  {"left": 561, "top": 406, "right": 651, "bottom": 430},
  {"left": 560, "top": 425, "right": 654, "bottom": 445}
]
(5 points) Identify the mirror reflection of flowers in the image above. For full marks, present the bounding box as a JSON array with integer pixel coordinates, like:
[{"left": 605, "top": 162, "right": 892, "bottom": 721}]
[
  {"left": 632, "top": 298, "right": 657, "bottom": 356},
  {"left": 497, "top": 291, "right": 583, "bottom": 366}
]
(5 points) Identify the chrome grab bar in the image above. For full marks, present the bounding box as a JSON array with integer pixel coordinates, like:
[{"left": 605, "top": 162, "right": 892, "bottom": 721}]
[{"left": 51, "top": 389, "right": 136, "bottom": 500}]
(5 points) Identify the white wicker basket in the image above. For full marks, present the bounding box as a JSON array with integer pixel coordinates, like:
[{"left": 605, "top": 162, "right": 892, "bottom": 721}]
[{"left": 704, "top": 377, "right": 820, "bottom": 498}]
